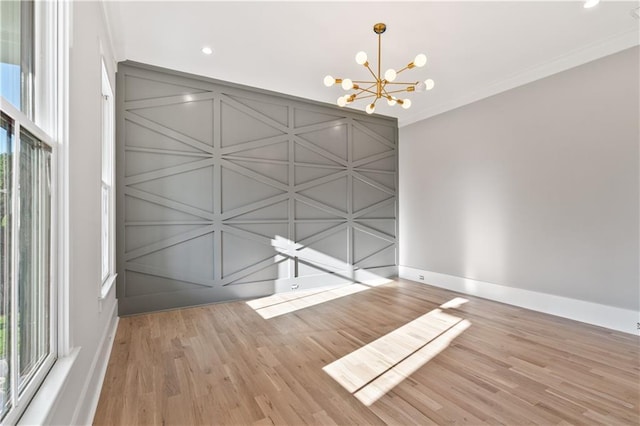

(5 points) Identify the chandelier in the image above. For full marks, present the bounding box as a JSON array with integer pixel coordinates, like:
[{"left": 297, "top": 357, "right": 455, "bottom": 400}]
[{"left": 323, "top": 23, "right": 434, "bottom": 115}]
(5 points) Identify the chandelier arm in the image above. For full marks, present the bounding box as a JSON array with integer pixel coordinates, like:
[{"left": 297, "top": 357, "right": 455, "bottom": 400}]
[
  {"left": 384, "top": 81, "right": 419, "bottom": 85},
  {"left": 352, "top": 80, "right": 378, "bottom": 85},
  {"left": 395, "top": 65, "right": 410, "bottom": 75},
  {"left": 384, "top": 88, "right": 414, "bottom": 95},
  {"left": 364, "top": 63, "right": 378, "bottom": 81},
  {"left": 354, "top": 93, "right": 379, "bottom": 100},
  {"left": 355, "top": 83, "right": 378, "bottom": 95},
  {"left": 355, "top": 90, "right": 378, "bottom": 99}
]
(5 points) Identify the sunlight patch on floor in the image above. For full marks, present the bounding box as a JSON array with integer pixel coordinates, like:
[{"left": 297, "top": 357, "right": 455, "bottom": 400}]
[
  {"left": 354, "top": 319, "right": 471, "bottom": 405},
  {"left": 247, "top": 283, "right": 371, "bottom": 319},
  {"left": 323, "top": 299, "right": 470, "bottom": 405}
]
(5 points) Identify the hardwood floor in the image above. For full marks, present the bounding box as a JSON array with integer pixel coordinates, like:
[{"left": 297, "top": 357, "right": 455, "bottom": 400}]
[{"left": 93, "top": 279, "right": 639, "bottom": 425}]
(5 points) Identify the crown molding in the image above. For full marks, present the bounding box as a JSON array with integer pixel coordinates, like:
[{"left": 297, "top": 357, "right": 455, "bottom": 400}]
[{"left": 399, "top": 27, "right": 640, "bottom": 128}]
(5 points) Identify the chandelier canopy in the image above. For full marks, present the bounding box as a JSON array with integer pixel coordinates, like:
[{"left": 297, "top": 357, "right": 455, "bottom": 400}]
[{"left": 323, "top": 23, "right": 434, "bottom": 115}]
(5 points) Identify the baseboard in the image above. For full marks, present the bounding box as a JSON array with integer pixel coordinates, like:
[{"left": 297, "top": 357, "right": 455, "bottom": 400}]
[
  {"left": 399, "top": 266, "right": 639, "bottom": 335},
  {"left": 71, "top": 300, "right": 119, "bottom": 425}
]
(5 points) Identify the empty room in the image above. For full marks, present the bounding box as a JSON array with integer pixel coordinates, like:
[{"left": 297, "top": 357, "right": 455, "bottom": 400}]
[{"left": 0, "top": 1, "right": 638, "bottom": 425}]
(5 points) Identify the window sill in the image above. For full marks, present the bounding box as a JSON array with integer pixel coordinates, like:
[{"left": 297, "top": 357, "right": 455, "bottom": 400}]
[{"left": 17, "top": 347, "right": 80, "bottom": 425}]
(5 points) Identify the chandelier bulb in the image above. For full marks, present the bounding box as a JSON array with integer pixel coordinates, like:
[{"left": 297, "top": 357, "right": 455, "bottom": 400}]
[
  {"left": 384, "top": 68, "right": 397, "bottom": 82},
  {"left": 414, "top": 54, "right": 427, "bottom": 68},
  {"left": 324, "top": 75, "right": 336, "bottom": 87},
  {"left": 425, "top": 79, "right": 435, "bottom": 91},
  {"left": 337, "top": 96, "right": 347, "bottom": 107},
  {"left": 341, "top": 78, "right": 354, "bottom": 91},
  {"left": 402, "top": 99, "right": 412, "bottom": 109},
  {"left": 365, "top": 103, "right": 376, "bottom": 114},
  {"left": 387, "top": 97, "right": 397, "bottom": 106},
  {"left": 355, "top": 51, "right": 368, "bottom": 65}
]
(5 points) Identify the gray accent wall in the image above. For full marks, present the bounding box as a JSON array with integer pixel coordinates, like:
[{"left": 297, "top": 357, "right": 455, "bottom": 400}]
[
  {"left": 399, "top": 47, "right": 639, "bottom": 311},
  {"left": 117, "top": 61, "right": 398, "bottom": 315}
]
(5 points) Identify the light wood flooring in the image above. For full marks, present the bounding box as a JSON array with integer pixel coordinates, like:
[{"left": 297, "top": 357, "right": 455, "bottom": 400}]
[{"left": 93, "top": 279, "right": 639, "bottom": 425}]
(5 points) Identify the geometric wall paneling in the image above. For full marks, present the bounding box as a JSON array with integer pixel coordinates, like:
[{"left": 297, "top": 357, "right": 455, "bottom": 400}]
[
  {"left": 352, "top": 176, "right": 394, "bottom": 213},
  {"left": 352, "top": 126, "right": 394, "bottom": 162},
  {"left": 294, "top": 165, "right": 342, "bottom": 186},
  {"left": 124, "top": 224, "right": 206, "bottom": 252},
  {"left": 296, "top": 226, "right": 349, "bottom": 268},
  {"left": 123, "top": 75, "right": 207, "bottom": 102},
  {"left": 221, "top": 166, "right": 286, "bottom": 213},
  {"left": 355, "top": 153, "right": 396, "bottom": 172},
  {"left": 354, "top": 198, "right": 396, "bottom": 219},
  {"left": 353, "top": 219, "right": 396, "bottom": 238},
  {"left": 124, "top": 119, "right": 206, "bottom": 154},
  {"left": 298, "top": 175, "right": 349, "bottom": 213},
  {"left": 294, "top": 143, "right": 344, "bottom": 167},
  {"left": 354, "top": 245, "right": 396, "bottom": 269},
  {"left": 220, "top": 99, "right": 286, "bottom": 147},
  {"left": 129, "top": 99, "right": 214, "bottom": 146},
  {"left": 294, "top": 108, "right": 344, "bottom": 128},
  {"left": 353, "top": 119, "right": 396, "bottom": 144},
  {"left": 296, "top": 124, "right": 348, "bottom": 160},
  {"left": 226, "top": 262, "right": 286, "bottom": 286},
  {"left": 352, "top": 226, "right": 395, "bottom": 264},
  {"left": 295, "top": 221, "right": 346, "bottom": 242},
  {"left": 124, "top": 271, "right": 209, "bottom": 297},
  {"left": 226, "top": 199, "right": 289, "bottom": 221},
  {"left": 225, "top": 222, "right": 289, "bottom": 240},
  {"left": 129, "top": 165, "right": 215, "bottom": 213},
  {"left": 356, "top": 170, "right": 396, "bottom": 190},
  {"left": 124, "top": 186, "right": 215, "bottom": 221},
  {"left": 294, "top": 199, "right": 345, "bottom": 220},
  {"left": 227, "top": 94, "right": 289, "bottom": 127},
  {"left": 126, "top": 230, "right": 216, "bottom": 282},
  {"left": 226, "top": 159, "right": 289, "bottom": 185},
  {"left": 124, "top": 150, "right": 208, "bottom": 177},
  {"left": 220, "top": 230, "right": 280, "bottom": 279},
  {"left": 124, "top": 195, "right": 207, "bottom": 222},
  {"left": 125, "top": 112, "right": 214, "bottom": 154},
  {"left": 117, "top": 61, "right": 397, "bottom": 315},
  {"left": 226, "top": 140, "right": 289, "bottom": 161}
]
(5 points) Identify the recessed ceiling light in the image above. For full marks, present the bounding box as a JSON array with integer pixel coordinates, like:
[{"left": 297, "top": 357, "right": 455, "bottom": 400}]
[
  {"left": 583, "top": 0, "right": 600, "bottom": 9},
  {"left": 201, "top": 46, "right": 213, "bottom": 55}
]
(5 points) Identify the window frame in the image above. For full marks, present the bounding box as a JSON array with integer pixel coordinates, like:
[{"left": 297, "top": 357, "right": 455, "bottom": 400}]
[
  {"left": 100, "top": 58, "right": 116, "bottom": 299},
  {"left": 0, "top": 0, "right": 61, "bottom": 423},
  {"left": 0, "top": 101, "right": 57, "bottom": 426}
]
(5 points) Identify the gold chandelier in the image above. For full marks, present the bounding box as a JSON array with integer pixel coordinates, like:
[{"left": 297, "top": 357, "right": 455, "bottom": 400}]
[{"left": 323, "top": 22, "right": 434, "bottom": 115}]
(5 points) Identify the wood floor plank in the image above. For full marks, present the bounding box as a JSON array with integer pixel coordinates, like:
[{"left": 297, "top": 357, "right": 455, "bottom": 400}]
[{"left": 94, "top": 279, "right": 639, "bottom": 425}]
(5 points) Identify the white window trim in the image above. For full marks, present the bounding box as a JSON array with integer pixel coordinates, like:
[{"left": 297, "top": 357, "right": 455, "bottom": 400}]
[
  {"left": 100, "top": 58, "right": 116, "bottom": 301},
  {"left": 0, "top": 99, "right": 57, "bottom": 426},
  {"left": 4, "top": 1, "right": 72, "bottom": 423}
]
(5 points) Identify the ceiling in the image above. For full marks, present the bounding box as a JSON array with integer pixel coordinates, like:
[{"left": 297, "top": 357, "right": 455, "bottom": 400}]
[{"left": 103, "top": 1, "right": 639, "bottom": 126}]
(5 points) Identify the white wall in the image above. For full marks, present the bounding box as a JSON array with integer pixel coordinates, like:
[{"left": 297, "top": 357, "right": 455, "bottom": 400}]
[
  {"left": 45, "top": 2, "right": 119, "bottom": 424},
  {"left": 399, "top": 47, "right": 639, "bottom": 328}
]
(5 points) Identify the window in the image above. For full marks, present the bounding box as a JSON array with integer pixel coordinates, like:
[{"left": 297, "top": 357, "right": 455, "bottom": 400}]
[
  {"left": 0, "top": 1, "right": 34, "bottom": 118},
  {"left": 0, "top": 0, "right": 57, "bottom": 423},
  {"left": 101, "top": 60, "right": 115, "bottom": 295}
]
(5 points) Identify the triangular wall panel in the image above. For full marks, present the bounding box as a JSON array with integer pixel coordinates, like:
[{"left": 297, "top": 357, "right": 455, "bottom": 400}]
[
  {"left": 124, "top": 75, "right": 208, "bottom": 102},
  {"left": 221, "top": 101, "right": 285, "bottom": 147},
  {"left": 131, "top": 100, "right": 214, "bottom": 145},
  {"left": 228, "top": 95, "right": 289, "bottom": 127}
]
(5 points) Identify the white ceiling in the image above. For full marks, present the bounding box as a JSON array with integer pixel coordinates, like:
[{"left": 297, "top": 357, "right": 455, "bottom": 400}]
[{"left": 103, "top": 1, "right": 639, "bottom": 126}]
